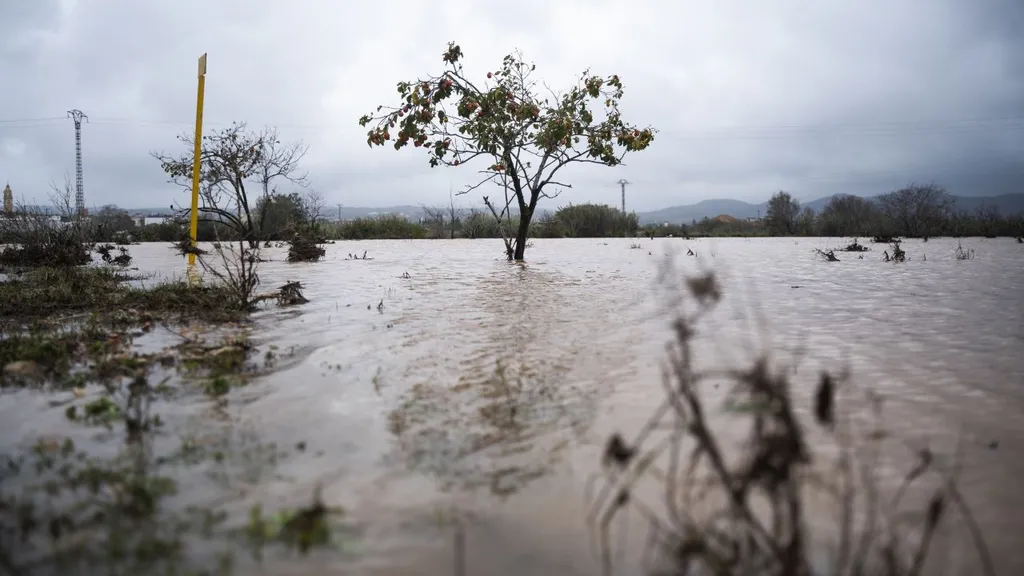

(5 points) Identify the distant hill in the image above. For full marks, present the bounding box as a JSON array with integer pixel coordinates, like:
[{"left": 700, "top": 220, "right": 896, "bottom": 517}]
[
  {"left": 636, "top": 193, "right": 1024, "bottom": 225},
  {"left": 123, "top": 204, "right": 435, "bottom": 220},
  {"left": 35, "top": 192, "right": 1023, "bottom": 224},
  {"left": 638, "top": 199, "right": 769, "bottom": 225}
]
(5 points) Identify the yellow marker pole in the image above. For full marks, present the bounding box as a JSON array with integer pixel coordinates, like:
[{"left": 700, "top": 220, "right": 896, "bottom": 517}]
[{"left": 187, "top": 53, "right": 208, "bottom": 269}]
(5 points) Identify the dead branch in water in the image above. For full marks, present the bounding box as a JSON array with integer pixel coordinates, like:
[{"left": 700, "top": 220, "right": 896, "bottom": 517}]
[
  {"left": 883, "top": 240, "right": 906, "bottom": 263},
  {"left": 251, "top": 281, "right": 309, "bottom": 307},
  {"left": 814, "top": 248, "right": 840, "bottom": 262},
  {"left": 586, "top": 265, "right": 994, "bottom": 576}
]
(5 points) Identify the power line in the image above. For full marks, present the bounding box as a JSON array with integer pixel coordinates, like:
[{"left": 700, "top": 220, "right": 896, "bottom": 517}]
[
  {"left": 1, "top": 114, "right": 1023, "bottom": 138},
  {"left": 0, "top": 117, "right": 66, "bottom": 124}
]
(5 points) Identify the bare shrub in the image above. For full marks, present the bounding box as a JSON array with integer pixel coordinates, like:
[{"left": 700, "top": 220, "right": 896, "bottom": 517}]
[
  {"left": 587, "top": 264, "right": 993, "bottom": 576},
  {"left": 195, "top": 239, "right": 260, "bottom": 311},
  {"left": 954, "top": 242, "right": 975, "bottom": 261},
  {"left": 0, "top": 176, "right": 92, "bottom": 268}
]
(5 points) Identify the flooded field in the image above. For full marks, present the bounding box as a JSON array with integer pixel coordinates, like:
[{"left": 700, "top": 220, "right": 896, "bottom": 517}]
[{"left": 2, "top": 236, "right": 1023, "bottom": 575}]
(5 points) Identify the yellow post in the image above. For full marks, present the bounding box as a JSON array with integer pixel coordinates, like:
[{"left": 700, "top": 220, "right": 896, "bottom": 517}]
[{"left": 187, "top": 53, "right": 208, "bottom": 269}]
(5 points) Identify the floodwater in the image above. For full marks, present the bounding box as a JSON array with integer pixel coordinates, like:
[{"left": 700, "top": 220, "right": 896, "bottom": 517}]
[{"left": 4, "top": 237, "right": 1024, "bottom": 575}]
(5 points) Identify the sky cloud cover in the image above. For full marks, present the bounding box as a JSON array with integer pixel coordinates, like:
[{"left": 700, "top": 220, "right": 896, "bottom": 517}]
[{"left": 0, "top": 0, "right": 1022, "bottom": 211}]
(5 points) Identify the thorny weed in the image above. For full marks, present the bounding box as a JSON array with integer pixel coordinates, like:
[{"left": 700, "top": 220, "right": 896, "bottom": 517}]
[{"left": 586, "top": 261, "right": 994, "bottom": 576}]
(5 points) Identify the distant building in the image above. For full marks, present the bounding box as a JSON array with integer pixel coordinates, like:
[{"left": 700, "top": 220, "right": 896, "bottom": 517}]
[
  {"left": 2, "top": 182, "right": 12, "bottom": 214},
  {"left": 130, "top": 215, "right": 170, "bottom": 227}
]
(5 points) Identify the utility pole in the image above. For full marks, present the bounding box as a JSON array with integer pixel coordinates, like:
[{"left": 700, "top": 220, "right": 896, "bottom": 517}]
[
  {"left": 67, "top": 109, "right": 88, "bottom": 217},
  {"left": 617, "top": 179, "right": 630, "bottom": 213}
]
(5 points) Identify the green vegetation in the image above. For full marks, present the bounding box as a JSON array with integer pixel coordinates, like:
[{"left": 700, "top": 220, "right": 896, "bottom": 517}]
[
  {"left": 0, "top": 267, "right": 247, "bottom": 320},
  {"left": 0, "top": 214, "right": 329, "bottom": 573},
  {"left": 0, "top": 284, "right": 333, "bottom": 573},
  {"left": 358, "top": 41, "right": 655, "bottom": 260},
  {"left": 15, "top": 183, "right": 1019, "bottom": 247},
  {"left": 313, "top": 202, "right": 640, "bottom": 241}
]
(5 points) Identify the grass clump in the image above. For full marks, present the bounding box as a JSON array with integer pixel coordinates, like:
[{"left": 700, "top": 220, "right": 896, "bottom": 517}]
[
  {"left": 0, "top": 324, "right": 117, "bottom": 387},
  {"left": 1, "top": 357, "right": 345, "bottom": 574},
  {"left": 286, "top": 235, "right": 326, "bottom": 263},
  {"left": 0, "top": 267, "right": 244, "bottom": 321}
]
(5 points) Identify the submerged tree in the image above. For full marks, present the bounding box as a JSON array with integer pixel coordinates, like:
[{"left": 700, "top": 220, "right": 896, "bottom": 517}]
[
  {"left": 765, "top": 190, "right": 801, "bottom": 235},
  {"left": 876, "top": 182, "right": 952, "bottom": 238},
  {"left": 358, "top": 42, "right": 656, "bottom": 260}
]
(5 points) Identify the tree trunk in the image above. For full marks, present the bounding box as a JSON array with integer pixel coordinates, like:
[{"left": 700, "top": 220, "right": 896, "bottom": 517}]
[{"left": 512, "top": 209, "right": 532, "bottom": 261}]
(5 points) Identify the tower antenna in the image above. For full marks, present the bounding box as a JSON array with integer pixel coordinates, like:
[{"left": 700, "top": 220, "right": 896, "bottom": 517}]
[
  {"left": 67, "top": 109, "right": 89, "bottom": 217},
  {"left": 617, "top": 179, "right": 630, "bottom": 213}
]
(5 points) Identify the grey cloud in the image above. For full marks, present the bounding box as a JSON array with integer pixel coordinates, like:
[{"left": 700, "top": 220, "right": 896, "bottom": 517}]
[{"left": 0, "top": 0, "right": 1021, "bottom": 212}]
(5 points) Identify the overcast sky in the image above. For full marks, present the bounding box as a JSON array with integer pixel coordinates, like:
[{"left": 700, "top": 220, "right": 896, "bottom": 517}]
[{"left": 1, "top": 0, "right": 1022, "bottom": 212}]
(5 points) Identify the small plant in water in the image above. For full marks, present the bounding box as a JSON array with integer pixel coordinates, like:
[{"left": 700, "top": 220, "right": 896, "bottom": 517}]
[{"left": 955, "top": 241, "right": 976, "bottom": 261}]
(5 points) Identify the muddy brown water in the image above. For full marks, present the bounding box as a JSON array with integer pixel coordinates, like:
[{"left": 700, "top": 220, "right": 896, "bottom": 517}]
[{"left": 2, "top": 237, "right": 1022, "bottom": 575}]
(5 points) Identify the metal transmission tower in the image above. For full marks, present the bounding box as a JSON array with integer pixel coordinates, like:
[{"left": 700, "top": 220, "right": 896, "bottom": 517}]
[
  {"left": 67, "top": 109, "right": 89, "bottom": 216},
  {"left": 617, "top": 179, "right": 630, "bottom": 213}
]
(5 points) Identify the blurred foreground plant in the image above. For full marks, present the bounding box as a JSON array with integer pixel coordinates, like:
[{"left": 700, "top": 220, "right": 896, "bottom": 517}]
[{"left": 587, "top": 260, "right": 994, "bottom": 576}]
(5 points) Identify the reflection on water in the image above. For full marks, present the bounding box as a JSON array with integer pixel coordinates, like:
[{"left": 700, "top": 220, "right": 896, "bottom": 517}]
[{"left": 4, "top": 237, "right": 1024, "bottom": 575}]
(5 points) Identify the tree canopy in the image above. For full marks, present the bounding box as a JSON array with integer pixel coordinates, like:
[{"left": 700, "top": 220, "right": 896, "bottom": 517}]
[
  {"left": 358, "top": 42, "right": 655, "bottom": 260},
  {"left": 766, "top": 191, "right": 801, "bottom": 235}
]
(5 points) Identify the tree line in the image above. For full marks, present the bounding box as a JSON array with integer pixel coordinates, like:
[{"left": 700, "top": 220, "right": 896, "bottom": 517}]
[
  {"left": 11, "top": 180, "right": 1019, "bottom": 246},
  {"left": 76, "top": 201, "right": 641, "bottom": 242},
  {"left": 640, "top": 184, "right": 1024, "bottom": 239},
  {"left": 765, "top": 185, "right": 1023, "bottom": 238}
]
